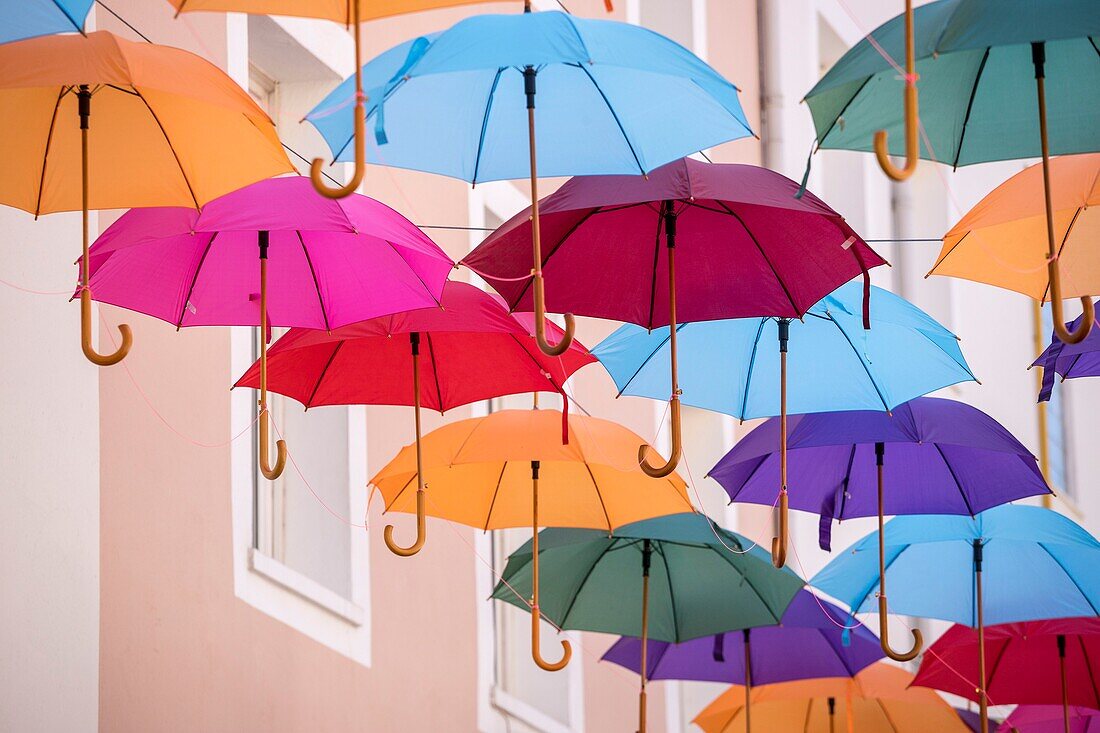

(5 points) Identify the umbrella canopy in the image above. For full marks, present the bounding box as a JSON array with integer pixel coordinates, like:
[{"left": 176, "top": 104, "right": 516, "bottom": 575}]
[
  {"left": 594, "top": 282, "right": 974, "bottom": 419},
  {"left": 1, "top": 0, "right": 90, "bottom": 44},
  {"left": 167, "top": 0, "right": 485, "bottom": 21},
  {"left": 693, "top": 663, "right": 971, "bottom": 733},
  {"left": 931, "top": 153, "right": 1100, "bottom": 302},
  {"left": 601, "top": 590, "right": 882, "bottom": 684},
  {"left": 999, "top": 706, "right": 1100, "bottom": 733},
  {"left": 803, "top": 0, "right": 1100, "bottom": 167},
  {"left": 1033, "top": 303, "right": 1100, "bottom": 402},
  {"left": 463, "top": 157, "right": 885, "bottom": 327},
  {"left": 913, "top": 618, "right": 1100, "bottom": 709},
  {"left": 233, "top": 281, "right": 592, "bottom": 409}
]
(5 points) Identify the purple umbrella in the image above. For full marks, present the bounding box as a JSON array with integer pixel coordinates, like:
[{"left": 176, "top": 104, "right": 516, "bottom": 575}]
[
  {"left": 1033, "top": 303, "right": 1100, "bottom": 402},
  {"left": 709, "top": 397, "right": 1051, "bottom": 663},
  {"left": 602, "top": 591, "right": 882, "bottom": 732},
  {"left": 999, "top": 706, "right": 1100, "bottom": 733}
]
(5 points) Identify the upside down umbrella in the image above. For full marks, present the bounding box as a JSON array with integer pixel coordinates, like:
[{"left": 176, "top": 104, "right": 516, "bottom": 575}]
[
  {"left": 306, "top": 9, "right": 754, "bottom": 358},
  {"left": 0, "top": 31, "right": 293, "bottom": 365},
  {"left": 602, "top": 591, "right": 883, "bottom": 733},
  {"left": 709, "top": 397, "right": 1050, "bottom": 661},
  {"left": 1000, "top": 706, "right": 1100, "bottom": 733},
  {"left": 166, "top": 0, "right": 491, "bottom": 198},
  {"left": 235, "top": 281, "right": 594, "bottom": 554},
  {"left": 812, "top": 505, "right": 1100, "bottom": 733},
  {"left": 464, "top": 157, "right": 885, "bottom": 482},
  {"left": 370, "top": 409, "right": 694, "bottom": 676},
  {"left": 86, "top": 175, "right": 451, "bottom": 480},
  {"left": 1, "top": 0, "right": 90, "bottom": 44},
  {"left": 1033, "top": 303, "right": 1100, "bottom": 401},
  {"left": 491, "top": 513, "right": 804, "bottom": 733},
  {"left": 594, "top": 281, "right": 974, "bottom": 567},
  {"left": 913, "top": 619, "right": 1100, "bottom": 733},
  {"left": 805, "top": 0, "right": 1100, "bottom": 342},
  {"left": 693, "top": 663, "right": 971, "bottom": 733}
]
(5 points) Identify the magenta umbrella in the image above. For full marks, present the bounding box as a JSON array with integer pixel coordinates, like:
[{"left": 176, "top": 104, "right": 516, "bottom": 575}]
[
  {"left": 999, "top": 706, "right": 1100, "bottom": 733},
  {"left": 463, "top": 156, "right": 886, "bottom": 565},
  {"left": 84, "top": 175, "right": 452, "bottom": 480}
]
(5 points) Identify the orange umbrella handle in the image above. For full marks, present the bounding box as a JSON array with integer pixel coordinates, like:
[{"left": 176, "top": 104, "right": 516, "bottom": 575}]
[
  {"left": 81, "top": 289, "right": 132, "bottom": 366},
  {"left": 876, "top": 443, "right": 922, "bottom": 660},
  {"left": 384, "top": 489, "right": 426, "bottom": 557},
  {"left": 877, "top": 596, "right": 922, "bottom": 662},
  {"left": 771, "top": 489, "right": 788, "bottom": 568},
  {"left": 639, "top": 397, "right": 682, "bottom": 478},
  {"left": 529, "top": 460, "right": 572, "bottom": 671},
  {"left": 771, "top": 321, "right": 790, "bottom": 568},
  {"left": 311, "top": 1, "right": 365, "bottom": 199},
  {"left": 640, "top": 219, "right": 682, "bottom": 478},
  {"left": 532, "top": 607, "right": 572, "bottom": 672},
  {"left": 873, "top": 0, "right": 919, "bottom": 182},
  {"left": 258, "top": 407, "right": 287, "bottom": 480},
  {"left": 385, "top": 334, "right": 428, "bottom": 556}
]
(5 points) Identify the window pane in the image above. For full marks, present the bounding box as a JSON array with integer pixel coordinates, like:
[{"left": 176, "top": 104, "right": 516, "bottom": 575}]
[{"left": 640, "top": 0, "right": 694, "bottom": 49}]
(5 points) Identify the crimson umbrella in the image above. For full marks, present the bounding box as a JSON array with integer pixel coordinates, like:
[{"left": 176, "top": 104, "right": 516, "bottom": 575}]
[
  {"left": 999, "top": 706, "right": 1100, "bottom": 733},
  {"left": 463, "top": 157, "right": 885, "bottom": 564},
  {"left": 235, "top": 281, "right": 594, "bottom": 555},
  {"left": 913, "top": 618, "right": 1100, "bottom": 733}
]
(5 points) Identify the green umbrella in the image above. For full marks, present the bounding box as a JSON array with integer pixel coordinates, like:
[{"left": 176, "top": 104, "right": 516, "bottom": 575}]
[
  {"left": 804, "top": 0, "right": 1100, "bottom": 342},
  {"left": 491, "top": 512, "right": 804, "bottom": 733}
]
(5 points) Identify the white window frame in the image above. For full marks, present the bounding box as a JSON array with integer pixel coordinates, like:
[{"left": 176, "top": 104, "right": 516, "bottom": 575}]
[{"left": 470, "top": 183, "right": 585, "bottom": 733}]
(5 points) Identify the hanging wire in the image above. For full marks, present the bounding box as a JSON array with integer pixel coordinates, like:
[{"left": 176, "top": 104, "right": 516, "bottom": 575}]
[{"left": 95, "top": 1, "right": 153, "bottom": 43}]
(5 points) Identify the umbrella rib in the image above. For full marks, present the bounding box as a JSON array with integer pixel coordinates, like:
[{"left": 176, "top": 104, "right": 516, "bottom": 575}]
[
  {"left": 296, "top": 231, "right": 331, "bottom": 332},
  {"left": 1063, "top": 351, "right": 1085, "bottom": 380},
  {"left": 580, "top": 462, "right": 613, "bottom": 533},
  {"left": 874, "top": 697, "right": 901, "bottom": 733},
  {"left": 952, "top": 47, "right": 991, "bottom": 170},
  {"left": 424, "top": 333, "right": 445, "bottom": 411},
  {"left": 1078, "top": 634, "right": 1100, "bottom": 708},
  {"left": 507, "top": 206, "right": 612, "bottom": 311},
  {"left": 470, "top": 67, "right": 504, "bottom": 186},
  {"left": 656, "top": 543, "right": 680, "bottom": 641},
  {"left": 33, "top": 87, "right": 69, "bottom": 218},
  {"left": 555, "top": 540, "right": 616, "bottom": 630},
  {"left": 802, "top": 698, "right": 813, "bottom": 733},
  {"left": 721, "top": 455, "right": 770, "bottom": 504},
  {"left": 305, "top": 341, "right": 344, "bottom": 408},
  {"left": 983, "top": 636, "right": 1012, "bottom": 696},
  {"left": 824, "top": 314, "right": 892, "bottom": 411},
  {"left": 135, "top": 91, "right": 201, "bottom": 210},
  {"left": 575, "top": 64, "right": 646, "bottom": 176},
  {"left": 383, "top": 473, "right": 418, "bottom": 513},
  {"left": 646, "top": 207, "right": 664, "bottom": 330},
  {"left": 176, "top": 231, "right": 218, "bottom": 329},
  {"left": 714, "top": 201, "right": 800, "bottom": 315},
  {"left": 614, "top": 323, "right": 685, "bottom": 397},
  {"left": 53, "top": 0, "right": 86, "bottom": 31},
  {"left": 931, "top": 229, "right": 968, "bottom": 272},
  {"left": 932, "top": 443, "right": 975, "bottom": 516},
  {"left": 1042, "top": 207, "right": 1084, "bottom": 303},
  {"left": 1038, "top": 543, "right": 1099, "bottom": 615},
  {"left": 736, "top": 318, "right": 769, "bottom": 419},
  {"left": 710, "top": 543, "right": 784, "bottom": 624},
  {"left": 481, "top": 462, "right": 509, "bottom": 532}
]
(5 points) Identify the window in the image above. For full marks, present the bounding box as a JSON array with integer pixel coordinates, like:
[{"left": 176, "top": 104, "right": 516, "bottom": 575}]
[{"left": 1040, "top": 304, "right": 1072, "bottom": 499}]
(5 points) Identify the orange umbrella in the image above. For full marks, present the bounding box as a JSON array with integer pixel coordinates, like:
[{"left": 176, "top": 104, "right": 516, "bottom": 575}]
[
  {"left": 930, "top": 153, "right": 1100, "bottom": 343},
  {"left": 0, "top": 31, "right": 292, "bottom": 364},
  {"left": 370, "top": 407, "right": 693, "bottom": 671},
  {"left": 168, "top": 0, "right": 497, "bottom": 199},
  {"left": 693, "top": 663, "right": 970, "bottom": 733}
]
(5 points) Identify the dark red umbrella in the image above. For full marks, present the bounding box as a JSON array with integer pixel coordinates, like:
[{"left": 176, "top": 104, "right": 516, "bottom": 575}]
[{"left": 234, "top": 281, "right": 594, "bottom": 556}]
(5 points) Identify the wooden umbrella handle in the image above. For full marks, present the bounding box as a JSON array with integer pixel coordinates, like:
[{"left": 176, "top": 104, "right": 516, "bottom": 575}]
[
  {"left": 873, "top": 0, "right": 919, "bottom": 182},
  {"left": 81, "top": 289, "right": 131, "bottom": 366},
  {"left": 311, "top": 0, "right": 365, "bottom": 199}
]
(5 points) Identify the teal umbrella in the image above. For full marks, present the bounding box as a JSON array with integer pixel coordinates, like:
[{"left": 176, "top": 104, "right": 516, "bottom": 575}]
[
  {"left": 492, "top": 512, "right": 804, "bottom": 733},
  {"left": 805, "top": 0, "right": 1100, "bottom": 342}
]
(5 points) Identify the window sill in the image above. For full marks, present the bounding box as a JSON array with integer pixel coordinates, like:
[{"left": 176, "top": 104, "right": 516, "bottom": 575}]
[
  {"left": 491, "top": 687, "right": 579, "bottom": 733},
  {"left": 248, "top": 548, "right": 365, "bottom": 627}
]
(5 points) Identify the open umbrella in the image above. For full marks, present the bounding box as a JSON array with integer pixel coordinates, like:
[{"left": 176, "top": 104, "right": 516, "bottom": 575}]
[
  {"left": 1034, "top": 303, "right": 1100, "bottom": 401},
  {"left": 1, "top": 0, "right": 90, "bottom": 44},
  {"left": 0, "top": 31, "right": 292, "bottom": 365},
  {"left": 167, "top": 0, "right": 490, "bottom": 198},
  {"left": 463, "top": 157, "right": 885, "bottom": 480},
  {"left": 86, "top": 175, "right": 452, "bottom": 480},
  {"left": 601, "top": 590, "right": 882, "bottom": 733},
  {"left": 913, "top": 619, "right": 1100, "bottom": 733},
  {"left": 1000, "top": 706, "right": 1100, "bottom": 733},
  {"left": 370, "top": 409, "right": 694, "bottom": 675},
  {"left": 306, "top": 8, "right": 754, "bottom": 358},
  {"left": 805, "top": 0, "right": 1100, "bottom": 342},
  {"left": 491, "top": 512, "right": 804, "bottom": 733},
  {"left": 811, "top": 505, "right": 1100, "bottom": 733},
  {"left": 234, "top": 281, "right": 594, "bottom": 554},
  {"left": 693, "top": 663, "right": 971, "bottom": 733},
  {"left": 709, "top": 397, "right": 1051, "bottom": 660},
  {"left": 594, "top": 281, "right": 975, "bottom": 567}
]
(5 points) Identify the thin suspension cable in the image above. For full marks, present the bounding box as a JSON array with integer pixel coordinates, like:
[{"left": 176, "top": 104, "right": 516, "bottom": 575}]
[{"left": 95, "top": 1, "right": 153, "bottom": 43}]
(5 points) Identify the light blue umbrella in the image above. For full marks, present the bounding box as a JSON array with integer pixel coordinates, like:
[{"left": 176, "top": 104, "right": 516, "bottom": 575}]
[
  {"left": 1, "top": 0, "right": 90, "bottom": 44},
  {"left": 593, "top": 280, "right": 974, "bottom": 569},
  {"left": 811, "top": 505, "right": 1100, "bottom": 731},
  {"left": 306, "top": 8, "right": 753, "bottom": 357}
]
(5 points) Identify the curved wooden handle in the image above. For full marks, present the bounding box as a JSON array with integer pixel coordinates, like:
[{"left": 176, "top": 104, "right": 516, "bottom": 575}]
[
  {"left": 310, "top": 102, "right": 365, "bottom": 199},
  {"left": 771, "top": 489, "right": 788, "bottom": 568},
  {"left": 80, "top": 289, "right": 131, "bottom": 366},
  {"left": 532, "top": 608, "right": 572, "bottom": 672},
  {"left": 383, "top": 488, "right": 426, "bottom": 557},
  {"left": 258, "top": 407, "right": 287, "bottom": 480},
  {"left": 638, "top": 397, "right": 681, "bottom": 478},
  {"left": 1048, "top": 263, "right": 1094, "bottom": 344},
  {"left": 533, "top": 275, "right": 575, "bottom": 356},
  {"left": 873, "top": 0, "right": 919, "bottom": 182},
  {"left": 878, "top": 595, "right": 923, "bottom": 661}
]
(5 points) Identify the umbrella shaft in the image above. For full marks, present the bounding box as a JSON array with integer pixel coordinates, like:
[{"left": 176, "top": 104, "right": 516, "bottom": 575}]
[
  {"left": 744, "top": 630, "right": 752, "bottom": 733},
  {"left": 975, "top": 541, "right": 987, "bottom": 733},
  {"left": 79, "top": 86, "right": 91, "bottom": 286}
]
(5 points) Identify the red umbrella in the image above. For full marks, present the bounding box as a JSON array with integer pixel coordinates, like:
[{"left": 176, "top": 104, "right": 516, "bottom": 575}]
[
  {"left": 462, "top": 157, "right": 886, "bottom": 565},
  {"left": 913, "top": 618, "right": 1100, "bottom": 733},
  {"left": 234, "top": 281, "right": 594, "bottom": 556}
]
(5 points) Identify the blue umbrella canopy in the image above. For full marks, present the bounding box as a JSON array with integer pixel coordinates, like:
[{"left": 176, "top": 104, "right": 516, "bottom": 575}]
[
  {"left": 811, "top": 505, "right": 1100, "bottom": 626},
  {"left": 1, "top": 0, "right": 90, "bottom": 44},
  {"left": 305, "top": 10, "right": 753, "bottom": 183},
  {"left": 592, "top": 281, "right": 975, "bottom": 419}
]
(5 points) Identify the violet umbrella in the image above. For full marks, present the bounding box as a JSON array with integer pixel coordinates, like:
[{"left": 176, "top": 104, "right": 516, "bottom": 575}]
[
  {"left": 234, "top": 281, "right": 594, "bottom": 555},
  {"left": 914, "top": 619, "right": 1100, "bottom": 733},
  {"left": 602, "top": 591, "right": 883, "bottom": 732},
  {"left": 1034, "top": 303, "right": 1100, "bottom": 402},
  {"left": 710, "top": 397, "right": 1051, "bottom": 663},
  {"left": 84, "top": 175, "right": 452, "bottom": 481},
  {"left": 999, "top": 706, "right": 1100, "bottom": 733},
  {"left": 463, "top": 157, "right": 886, "bottom": 550}
]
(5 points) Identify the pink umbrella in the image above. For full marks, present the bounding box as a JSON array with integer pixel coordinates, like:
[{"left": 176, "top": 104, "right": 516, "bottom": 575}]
[
  {"left": 999, "top": 706, "right": 1100, "bottom": 733},
  {"left": 463, "top": 157, "right": 886, "bottom": 565},
  {"left": 234, "top": 281, "right": 593, "bottom": 555},
  {"left": 85, "top": 175, "right": 452, "bottom": 480}
]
